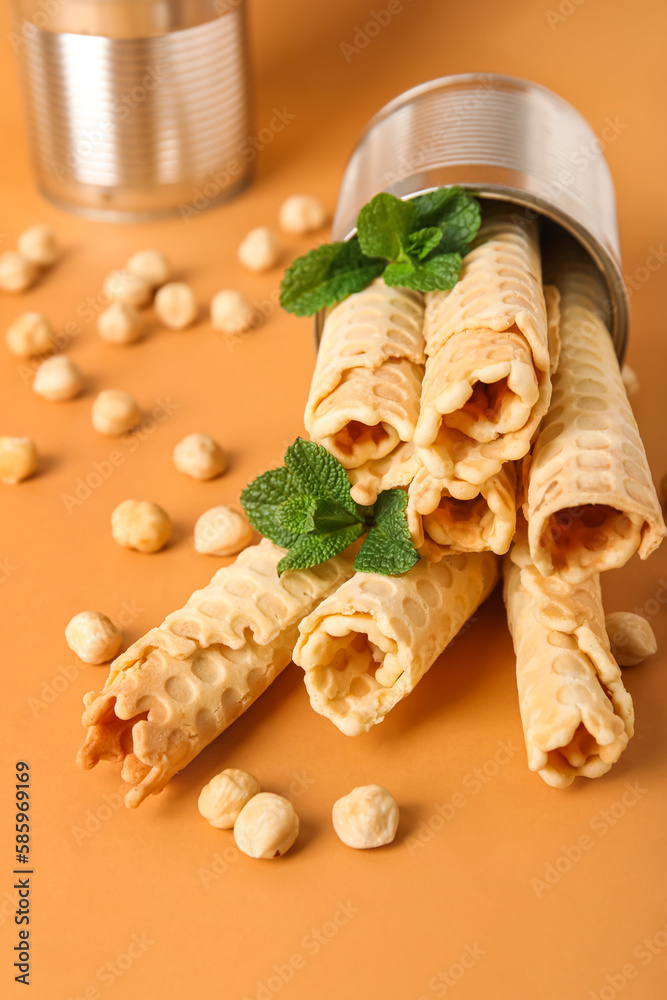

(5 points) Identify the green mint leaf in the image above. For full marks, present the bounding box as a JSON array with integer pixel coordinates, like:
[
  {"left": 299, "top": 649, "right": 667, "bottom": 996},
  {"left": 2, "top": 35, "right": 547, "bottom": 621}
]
[
  {"left": 278, "top": 522, "right": 365, "bottom": 575},
  {"left": 353, "top": 489, "right": 419, "bottom": 575},
  {"left": 240, "top": 467, "right": 304, "bottom": 548},
  {"left": 280, "top": 239, "right": 384, "bottom": 317},
  {"left": 384, "top": 253, "right": 461, "bottom": 292},
  {"left": 356, "top": 192, "right": 416, "bottom": 261},
  {"left": 405, "top": 227, "right": 443, "bottom": 261},
  {"left": 284, "top": 438, "right": 360, "bottom": 519},
  {"left": 412, "top": 187, "right": 481, "bottom": 254},
  {"left": 278, "top": 495, "right": 317, "bottom": 535}
]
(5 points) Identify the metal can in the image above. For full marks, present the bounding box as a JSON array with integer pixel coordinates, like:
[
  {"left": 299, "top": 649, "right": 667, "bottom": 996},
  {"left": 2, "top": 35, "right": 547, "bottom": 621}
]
[
  {"left": 11, "top": 0, "right": 252, "bottom": 221},
  {"left": 320, "top": 73, "right": 628, "bottom": 358}
]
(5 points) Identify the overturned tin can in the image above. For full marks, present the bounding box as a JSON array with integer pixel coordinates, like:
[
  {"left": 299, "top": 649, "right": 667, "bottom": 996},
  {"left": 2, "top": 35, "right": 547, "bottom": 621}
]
[
  {"left": 320, "top": 73, "right": 628, "bottom": 359},
  {"left": 11, "top": 0, "right": 252, "bottom": 221}
]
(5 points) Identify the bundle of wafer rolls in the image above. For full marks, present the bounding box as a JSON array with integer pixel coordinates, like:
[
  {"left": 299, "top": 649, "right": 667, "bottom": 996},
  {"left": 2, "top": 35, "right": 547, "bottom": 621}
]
[{"left": 77, "top": 200, "right": 665, "bottom": 807}]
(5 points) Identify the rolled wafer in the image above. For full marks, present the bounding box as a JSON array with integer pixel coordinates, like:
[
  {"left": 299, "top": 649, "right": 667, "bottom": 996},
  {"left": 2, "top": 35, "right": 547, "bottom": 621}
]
[
  {"left": 77, "top": 539, "right": 353, "bottom": 807},
  {"left": 305, "top": 278, "right": 425, "bottom": 468},
  {"left": 348, "top": 440, "right": 421, "bottom": 506},
  {"left": 293, "top": 552, "right": 498, "bottom": 735},
  {"left": 526, "top": 246, "right": 665, "bottom": 581},
  {"left": 414, "top": 207, "right": 560, "bottom": 485},
  {"left": 407, "top": 462, "right": 517, "bottom": 558},
  {"left": 504, "top": 534, "right": 634, "bottom": 788}
]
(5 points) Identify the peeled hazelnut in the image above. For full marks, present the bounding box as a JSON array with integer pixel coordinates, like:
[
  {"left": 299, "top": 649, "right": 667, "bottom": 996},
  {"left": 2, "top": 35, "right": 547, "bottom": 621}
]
[
  {"left": 17, "top": 225, "right": 58, "bottom": 267},
  {"left": 111, "top": 499, "right": 172, "bottom": 553},
  {"left": 210, "top": 290, "right": 255, "bottom": 334},
  {"left": 238, "top": 227, "right": 281, "bottom": 272},
  {"left": 279, "top": 194, "right": 326, "bottom": 234},
  {"left": 173, "top": 433, "right": 226, "bottom": 480},
  {"left": 332, "top": 785, "right": 399, "bottom": 849},
  {"left": 65, "top": 611, "right": 122, "bottom": 664},
  {"left": 0, "top": 437, "right": 37, "bottom": 484},
  {"left": 126, "top": 249, "right": 170, "bottom": 288},
  {"left": 103, "top": 269, "right": 152, "bottom": 309},
  {"left": 154, "top": 281, "right": 198, "bottom": 330},
  {"left": 6, "top": 312, "right": 55, "bottom": 358},
  {"left": 0, "top": 251, "right": 37, "bottom": 293},
  {"left": 198, "top": 769, "right": 260, "bottom": 829},
  {"left": 92, "top": 389, "right": 141, "bottom": 436},
  {"left": 621, "top": 364, "right": 640, "bottom": 399},
  {"left": 33, "top": 355, "right": 83, "bottom": 401},
  {"left": 194, "top": 505, "right": 252, "bottom": 556},
  {"left": 97, "top": 301, "right": 144, "bottom": 345},
  {"left": 605, "top": 611, "right": 657, "bottom": 667},
  {"left": 233, "top": 792, "right": 299, "bottom": 859}
]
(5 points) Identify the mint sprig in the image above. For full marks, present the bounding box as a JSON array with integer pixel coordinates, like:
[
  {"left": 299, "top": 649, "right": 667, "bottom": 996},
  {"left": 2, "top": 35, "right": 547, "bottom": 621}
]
[
  {"left": 240, "top": 438, "right": 419, "bottom": 576},
  {"left": 280, "top": 186, "right": 481, "bottom": 315}
]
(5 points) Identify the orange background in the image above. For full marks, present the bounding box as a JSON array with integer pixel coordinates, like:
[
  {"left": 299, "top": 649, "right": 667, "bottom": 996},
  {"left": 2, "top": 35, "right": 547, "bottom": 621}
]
[{"left": 1, "top": 1, "right": 667, "bottom": 998}]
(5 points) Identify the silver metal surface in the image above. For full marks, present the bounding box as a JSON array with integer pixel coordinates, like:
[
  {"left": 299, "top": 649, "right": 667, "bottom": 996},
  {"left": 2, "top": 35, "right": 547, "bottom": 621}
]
[
  {"left": 321, "top": 73, "right": 628, "bottom": 359},
  {"left": 12, "top": 0, "right": 252, "bottom": 220}
]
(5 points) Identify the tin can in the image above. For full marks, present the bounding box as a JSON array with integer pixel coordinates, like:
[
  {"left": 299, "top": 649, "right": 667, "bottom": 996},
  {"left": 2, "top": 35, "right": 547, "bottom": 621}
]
[
  {"left": 320, "top": 73, "right": 628, "bottom": 359},
  {"left": 11, "top": 0, "right": 252, "bottom": 221}
]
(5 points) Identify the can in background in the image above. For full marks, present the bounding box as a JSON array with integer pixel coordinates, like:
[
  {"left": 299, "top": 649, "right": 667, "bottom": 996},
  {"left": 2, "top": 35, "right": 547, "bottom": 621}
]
[
  {"left": 323, "top": 73, "right": 629, "bottom": 359},
  {"left": 10, "top": 0, "right": 252, "bottom": 221}
]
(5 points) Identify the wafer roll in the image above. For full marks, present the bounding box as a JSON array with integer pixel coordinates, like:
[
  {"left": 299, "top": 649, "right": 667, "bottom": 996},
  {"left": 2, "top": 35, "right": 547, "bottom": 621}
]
[
  {"left": 348, "top": 440, "right": 421, "bottom": 506},
  {"left": 526, "top": 248, "right": 665, "bottom": 581},
  {"left": 293, "top": 552, "right": 498, "bottom": 735},
  {"left": 414, "top": 208, "right": 559, "bottom": 485},
  {"left": 407, "top": 462, "right": 517, "bottom": 558},
  {"left": 305, "top": 278, "right": 425, "bottom": 468},
  {"left": 504, "top": 535, "right": 634, "bottom": 787},
  {"left": 77, "top": 540, "right": 353, "bottom": 807}
]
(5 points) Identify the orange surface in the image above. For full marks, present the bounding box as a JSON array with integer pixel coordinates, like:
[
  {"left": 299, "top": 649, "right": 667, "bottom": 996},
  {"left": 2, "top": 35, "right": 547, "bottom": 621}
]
[{"left": 2, "top": 1, "right": 667, "bottom": 998}]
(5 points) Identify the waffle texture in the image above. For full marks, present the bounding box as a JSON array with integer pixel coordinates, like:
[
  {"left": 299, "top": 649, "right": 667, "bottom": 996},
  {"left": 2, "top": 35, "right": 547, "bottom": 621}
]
[
  {"left": 305, "top": 279, "right": 425, "bottom": 468},
  {"left": 348, "top": 440, "right": 421, "bottom": 506},
  {"left": 526, "top": 250, "right": 665, "bottom": 581},
  {"left": 293, "top": 552, "right": 498, "bottom": 735},
  {"left": 414, "top": 208, "right": 559, "bottom": 485},
  {"left": 77, "top": 540, "right": 353, "bottom": 806},
  {"left": 504, "top": 535, "right": 634, "bottom": 788}
]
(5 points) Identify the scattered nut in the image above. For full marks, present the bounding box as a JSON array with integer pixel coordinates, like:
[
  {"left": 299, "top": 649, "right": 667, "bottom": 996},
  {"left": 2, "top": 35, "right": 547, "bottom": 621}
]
[
  {"left": 103, "top": 269, "right": 152, "bottom": 309},
  {"left": 605, "top": 611, "right": 657, "bottom": 667},
  {"left": 0, "top": 437, "right": 37, "bottom": 484},
  {"left": 621, "top": 364, "right": 640, "bottom": 399},
  {"left": 173, "top": 433, "right": 226, "bottom": 480},
  {"left": 0, "top": 251, "right": 37, "bottom": 293},
  {"left": 92, "top": 389, "right": 141, "bottom": 435},
  {"left": 17, "top": 224, "right": 58, "bottom": 267},
  {"left": 233, "top": 792, "right": 299, "bottom": 859},
  {"left": 154, "top": 281, "right": 198, "bottom": 330},
  {"left": 65, "top": 611, "right": 122, "bottom": 664},
  {"left": 111, "top": 499, "right": 172, "bottom": 553},
  {"left": 97, "top": 301, "right": 144, "bottom": 345},
  {"left": 332, "top": 785, "right": 399, "bottom": 849},
  {"left": 194, "top": 506, "right": 253, "bottom": 556},
  {"left": 33, "top": 355, "right": 83, "bottom": 401},
  {"left": 6, "top": 312, "right": 55, "bottom": 358},
  {"left": 126, "top": 249, "right": 170, "bottom": 289},
  {"left": 279, "top": 194, "right": 326, "bottom": 234},
  {"left": 238, "top": 226, "right": 281, "bottom": 272},
  {"left": 198, "top": 769, "right": 260, "bottom": 829},
  {"left": 210, "top": 290, "right": 255, "bottom": 334}
]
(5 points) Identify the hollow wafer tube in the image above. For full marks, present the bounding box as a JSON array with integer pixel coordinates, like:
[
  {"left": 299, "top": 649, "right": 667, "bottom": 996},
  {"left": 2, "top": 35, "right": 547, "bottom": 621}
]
[
  {"left": 293, "top": 552, "right": 498, "bottom": 736},
  {"left": 77, "top": 540, "right": 353, "bottom": 806}
]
